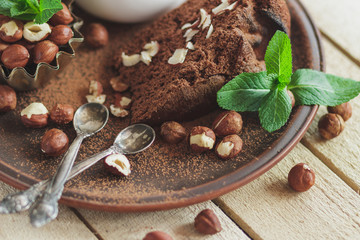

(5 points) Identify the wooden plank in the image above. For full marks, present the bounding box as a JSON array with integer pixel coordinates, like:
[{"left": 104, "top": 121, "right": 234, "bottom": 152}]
[
  {"left": 77, "top": 201, "right": 250, "bottom": 240},
  {"left": 0, "top": 182, "right": 97, "bottom": 240},
  {"left": 214, "top": 144, "right": 360, "bottom": 240},
  {"left": 301, "top": 38, "right": 360, "bottom": 192},
  {"left": 299, "top": 0, "right": 360, "bottom": 61}
]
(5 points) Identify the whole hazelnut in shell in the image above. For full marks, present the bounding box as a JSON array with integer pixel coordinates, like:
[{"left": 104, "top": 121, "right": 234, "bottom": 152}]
[
  {"left": 0, "top": 85, "right": 16, "bottom": 112},
  {"left": 50, "top": 104, "right": 75, "bottom": 125},
  {"left": 327, "top": 102, "right": 352, "bottom": 121},
  {"left": 194, "top": 209, "right": 222, "bottom": 235},
  {"left": 288, "top": 163, "right": 315, "bottom": 192},
  {"left": 0, "top": 40, "right": 9, "bottom": 53},
  {"left": 215, "top": 134, "right": 243, "bottom": 159},
  {"left": 48, "top": 25, "right": 74, "bottom": 46},
  {"left": 49, "top": 3, "right": 74, "bottom": 26},
  {"left": 189, "top": 126, "right": 216, "bottom": 153},
  {"left": 85, "top": 23, "right": 109, "bottom": 48},
  {"left": 21, "top": 102, "right": 49, "bottom": 128},
  {"left": 1, "top": 44, "right": 29, "bottom": 69},
  {"left": 287, "top": 90, "right": 295, "bottom": 108},
  {"left": 160, "top": 121, "right": 187, "bottom": 144},
  {"left": 212, "top": 111, "right": 243, "bottom": 137},
  {"left": 318, "top": 113, "right": 345, "bottom": 140},
  {"left": 33, "top": 40, "right": 59, "bottom": 64},
  {"left": 41, "top": 129, "right": 69, "bottom": 157}
]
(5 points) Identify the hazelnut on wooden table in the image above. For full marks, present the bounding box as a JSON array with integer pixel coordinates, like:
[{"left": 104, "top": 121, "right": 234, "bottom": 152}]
[
  {"left": 1, "top": 44, "right": 30, "bottom": 69},
  {"left": 215, "top": 134, "right": 243, "bottom": 159},
  {"left": 41, "top": 129, "right": 69, "bottom": 157},
  {"left": 160, "top": 121, "right": 187, "bottom": 144},
  {"left": 85, "top": 23, "right": 109, "bottom": 48},
  {"left": 212, "top": 110, "right": 243, "bottom": 137},
  {"left": 0, "top": 19, "right": 23, "bottom": 43},
  {"left": 49, "top": 2, "right": 74, "bottom": 26},
  {"left": 0, "top": 85, "right": 16, "bottom": 112},
  {"left": 104, "top": 154, "right": 131, "bottom": 176},
  {"left": 33, "top": 40, "right": 59, "bottom": 64},
  {"left": 189, "top": 126, "right": 216, "bottom": 152},
  {"left": 143, "top": 231, "right": 173, "bottom": 240},
  {"left": 318, "top": 113, "right": 345, "bottom": 140},
  {"left": 194, "top": 209, "right": 222, "bottom": 235},
  {"left": 288, "top": 163, "right": 315, "bottom": 192},
  {"left": 50, "top": 104, "right": 74, "bottom": 125},
  {"left": 20, "top": 102, "right": 49, "bottom": 128},
  {"left": 327, "top": 102, "right": 352, "bottom": 121},
  {"left": 48, "top": 25, "right": 74, "bottom": 46}
]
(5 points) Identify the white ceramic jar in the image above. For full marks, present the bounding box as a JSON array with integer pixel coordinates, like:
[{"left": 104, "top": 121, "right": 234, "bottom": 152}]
[{"left": 75, "top": 0, "right": 187, "bottom": 23}]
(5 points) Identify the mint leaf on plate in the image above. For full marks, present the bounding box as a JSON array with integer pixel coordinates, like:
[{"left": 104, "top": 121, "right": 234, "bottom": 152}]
[
  {"left": 259, "top": 87, "right": 292, "bottom": 132},
  {"left": 265, "top": 30, "right": 292, "bottom": 84},
  {"left": 288, "top": 69, "right": 360, "bottom": 106},
  {"left": 217, "top": 71, "right": 275, "bottom": 112}
]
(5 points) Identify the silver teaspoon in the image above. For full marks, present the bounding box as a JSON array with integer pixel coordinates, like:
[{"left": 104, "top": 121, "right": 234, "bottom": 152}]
[{"left": 29, "top": 103, "right": 108, "bottom": 227}]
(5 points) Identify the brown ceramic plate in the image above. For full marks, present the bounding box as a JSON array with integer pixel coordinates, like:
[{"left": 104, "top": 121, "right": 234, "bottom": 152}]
[{"left": 0, "top": 0, "right": 323, "bottom": 212}]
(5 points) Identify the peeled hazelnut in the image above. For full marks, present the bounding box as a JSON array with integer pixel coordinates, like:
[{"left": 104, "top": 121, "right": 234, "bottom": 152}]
[
  {"left": 160, "top": 121, "right": 187, "bottom": 144},
  {"left": 33, "top": 40, "right": 59, "bottom": 64},
  {"left": 194, "top": 209, "right": 222, "bottom": 235},
  {"left": 0, "top": 19, "right": 23, "bottom": 43},
  {"left": 110, "top": 76, "right": 129, "bottom": 92},
  {"left": 23, "top": 22, "right": 52, "bottom": 43},
  {"left": 89, "top": 80, "right": 103, "bottom": 96},
  {"left": 327, "top": 102, "right": 352, "bottom": 121},
  {"left": 287, "top": 90, "right": 295, "bottom": 108},
  {"left": 48, "top": 25, "right": 73, "bottom": 46},
  {"left": 189, "top": 126, "right": 216, "bottom": 152},
  {"left": 41, "top": 129, "right": 69, "bottom": 157},
  {"left": 49, "top": 3, "right": 74, "bottom": 26},
  {"left": 168, "top": 48, "right": 188, "bottom": 65},
  {"left": 215, "top": 134, "right": 243, "bottom": 159},
  {"left": 121, "top": 53, "right": 141, "bottom": 67},
  {"left": 0, "top": 85, "right": 16, "bottom": 112},
  {"left": 212, "top": 111, "right": 242, "bottom": 137},
  {"left": 86, "top": 95, "right": 106, "bottom": 104},
  {"left": 143, "top": 231, "right": 173, "bottom": 240},
  {"left": 288, "top": 163, "right": 315, "bottom": 192},
  {"left": 104, "top": 154, "right": 131, "bottom": 176},
  {"left": 114, "top": 94, "right": 131, "bottom": 109},
  {"left": 21, "top": 102, "right": 49, "bottom": 128},
  {"left": 318, "top": 113, "right": 345, "bottom": 140},
  {"left": 109, "top": 105, "right": 129, "bottom": 118},
  {"left": 1, "top": 44, "right": 30, "bottom": 69},
  {"left": 50, "top": 104, "right": 74, "bottom": 125},
  {"left": 85, "top": 23, "right": 109, "bottom": 48}
]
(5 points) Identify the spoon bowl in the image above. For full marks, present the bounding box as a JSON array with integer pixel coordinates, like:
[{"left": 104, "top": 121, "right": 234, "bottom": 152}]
[{"left": 74, "top": 103, "right": 109, "bottom": 135}]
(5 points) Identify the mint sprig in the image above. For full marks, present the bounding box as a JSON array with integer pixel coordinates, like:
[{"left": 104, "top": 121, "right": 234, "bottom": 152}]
[
  {"left": 217, "top": 30, "right": 360, "bottom": 133},
  {"left": 0, "top": 0, "right": 63, "bottom": 24}
]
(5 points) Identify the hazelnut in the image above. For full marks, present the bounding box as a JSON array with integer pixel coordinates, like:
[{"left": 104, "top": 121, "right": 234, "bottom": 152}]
[
  {"left": 0, "top": 40, "right": 9, "bottom": 53},
  {"left": 194, "top": 209, "right": 222, "bottom": 235},
  {"left": 48, "top": 25, "right": 73, "bottom": 46},
  {"left": 114, "top": 94, "right": 132, "bottom": 109},
  {"left": 189, "top": 126, "right": 216, "bottom": 152},
  {"left": 23, "top": 22, "right": 52, "bottom": 43},
  {"left": 50, "top": 104, "right": 74, "bottom": 125},
  {"left": 0, "top": 85, "right": 16, "bottom": 112},
  {"left": 85, "top": 23, "right": 109, "bottom": 48},
  {"left": 288, "top": 163, "right": 315, "bottom": 192},
  {"left": 1, "top": 44, "right": 30, "bottom": 69},
  {"left": 49, "top": 3, "right": 74, "bottom": 26},
  {"left": 110, "top": 76, "right": 129, "bottom": 92},
  {"left": 121, "top": 52, "right": 141, "bottom": 67},
  {"left": 86, "top": 95, "right": 106, "bottom": 104},
  {"left": 104, "top": 154, "right": 131, "bottom": 176},
  {"left": 212, "top": 111, "right": 242, "bottom": 137},
  {"left": 318, "top": 113, "right": 345, "bottom": 140},
  {"left": 287, "top": 90, "right": 295, "bottom": 108},
  {"left": 160, "top": 121, "right": 187, "bottom": 144},
  {"left": 109, "top": 105, "right": 129, "bottom": 118},
  {"left": 143, "top": 231, "right": 173, "bottom": 240},
  {"left": 327, "top": 102, "right": 352, "bottom": 121},
  {"left": 41, "top": 129, "right": 69, "bottom": 157},
  {"left": 33, "top": 40, "right": 59, "bottom": 64},
  {"left": 20, "top": 102, "right": 49, "bottom": 128},
  {"left": 89, "top": 80, "right": 103, "bottom": 96},
  {"left": 0, "top": 19, "right": 23, "bottom": 43},
  {"left": 168, "top": 48, "right": 188, "bottom": 65},
  {"left": 16, "top": 39, "right": 35, "bottom": 52},
  {"left": 215, "top": 134, "right": 243, "bottom": 159}
]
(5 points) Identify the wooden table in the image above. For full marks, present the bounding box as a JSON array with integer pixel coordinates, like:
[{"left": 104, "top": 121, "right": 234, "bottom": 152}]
[{"left": 1, "top": 1, "right": 360, "bottom": 239}]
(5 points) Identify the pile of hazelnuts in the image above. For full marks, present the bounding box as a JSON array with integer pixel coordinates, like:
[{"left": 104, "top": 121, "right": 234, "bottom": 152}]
[{"left": 0, "top": 3, "right": 74, "bottom": 70}]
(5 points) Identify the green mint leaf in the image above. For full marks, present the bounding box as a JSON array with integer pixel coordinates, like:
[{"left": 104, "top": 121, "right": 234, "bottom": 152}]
[
  {"left": 259, "top": 88, "right": 292, "bottom": 132},
  {"left": 35, "top": 0, "right": 63, "bottom": 24},
  {"left": 288, "top": 69, "right": 360, "bottom": 106},
  {"left": 0, "top": 1, "right": 16, "bottom": 16},
  {"left": 265, "top": 30, "right": 292, "bottom": 84},
  {"left": 217, "top": 71, "right": 275, "bottom": 112}
]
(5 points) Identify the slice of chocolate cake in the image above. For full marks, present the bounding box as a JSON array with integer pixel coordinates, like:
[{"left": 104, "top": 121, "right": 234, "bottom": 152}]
[{"left": 114, "top": 0, "right": 290, "bottom": 125}]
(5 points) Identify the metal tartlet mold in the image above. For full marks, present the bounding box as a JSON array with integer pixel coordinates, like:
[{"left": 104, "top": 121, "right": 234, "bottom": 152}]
[{"left": 0, "top": 0, "right": 84, "bottom": 91}]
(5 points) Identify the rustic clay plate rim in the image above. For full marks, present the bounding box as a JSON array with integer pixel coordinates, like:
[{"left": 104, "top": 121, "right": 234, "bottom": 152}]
[{"left": 0, "top": 0, "right": 323, "bottom": 212}]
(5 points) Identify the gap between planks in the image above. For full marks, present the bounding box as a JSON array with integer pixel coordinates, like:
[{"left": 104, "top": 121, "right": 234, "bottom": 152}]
[{"left": 71, "top": 208, "right": 105, "bottom": 240}]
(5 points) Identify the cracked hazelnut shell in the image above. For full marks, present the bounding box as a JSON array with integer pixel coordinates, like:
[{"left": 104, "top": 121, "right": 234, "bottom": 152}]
[
  {"left": 288, "top": 163, "right": 315, "bottom": 192},
  {"left": 41, "top": 129, "right": 69, "bottom": 157}
]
